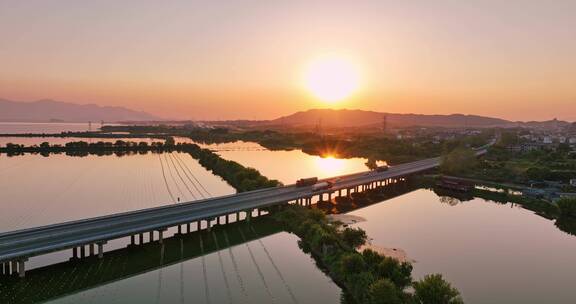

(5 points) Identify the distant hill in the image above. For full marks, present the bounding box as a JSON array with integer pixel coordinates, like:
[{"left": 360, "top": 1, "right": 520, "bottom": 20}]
[
  {"left": 270, "top": 109, "right": 512, "bottom": 129},
  {"left": 0, "top": 99, "right": 161, "bottom": 122}
]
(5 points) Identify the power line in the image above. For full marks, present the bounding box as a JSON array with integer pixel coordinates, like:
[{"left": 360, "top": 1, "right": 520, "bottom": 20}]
[
  {"left": 176, "top": 153, "right": 212, "bottom": 197},
  {"left": 238, "top": 227, "right": 276, "bottom": 303},
  {"left": 163, "top": 153, "right": 185, "bottom": 201},
  {"left": 171, "top": 152, "right": 207, "bottom": 199},
  {"left": 158, "top": 154, "right": 176, "bottom": 203},
  {"left": 166, "top": 153, "right": 197, "bottom": 200}
]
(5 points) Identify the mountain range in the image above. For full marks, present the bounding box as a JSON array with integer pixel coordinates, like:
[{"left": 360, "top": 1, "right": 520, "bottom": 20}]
[
  {"left": 266, "top": 109, "right": 572, "bottom": 129},
  {"left": 1, "top": 99, "right": 570, "bottom": 129},
  {"left": 0, "top": 99, "right": 160, "bottom": 122}
]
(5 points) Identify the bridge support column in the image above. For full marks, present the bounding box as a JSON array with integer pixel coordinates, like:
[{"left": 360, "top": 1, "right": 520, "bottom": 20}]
[
  {"left": 17, "top": 259, "right": 27, "bottom": 278},
  {"left": 187, "top": 223, "right": 191, "bottom": 233},
  {"left": 149, "top": 231, "right": 154, "bottom": 242},
  {"left": 130, "top": 235, "right": 135, "bottom": 245},
  {"left": 158, "top": 229, "right": 166, "bottom": 244},
  {"left": 97, "top": 242, "right": 106, "bottom": 258},
  {"left": 73, "top": 247, "right": 78, "bottom": 259},
  {"left": 80, "top": 245, "right": 86, "bottom": 258},
  {"left": 246, "top": 210, "right": 252, "bottom": 222},
  {"left": 178, "top": 225, "right": 182, "bottom": 234},
  {"left": 11, "top": 260, "right": 17, "bottom": 275},
  {"left": 207, "top": 220, "right": 212, "bottom": 232},
  {"left": 89, "top": 244, "right": 95, "bottom": 256},
  {"left": 139, "top": 233, "right": 144, "bottom": 244}
]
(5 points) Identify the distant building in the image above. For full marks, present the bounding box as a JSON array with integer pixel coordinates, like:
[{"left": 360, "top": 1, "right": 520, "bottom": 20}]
[
  {"left": 543, "top": 136, "right": 553, "bottom": 144},
  {"left": 571, "top": 179, "right": 576, "bottom": 187},
  {"left": 569, "top": 137, "right": 576, "bottom": 144}
]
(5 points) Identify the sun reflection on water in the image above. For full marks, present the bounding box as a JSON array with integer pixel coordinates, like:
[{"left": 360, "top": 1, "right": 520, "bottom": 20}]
[{"left": 314, "top": 155, "right": 348, "bottom": 176}]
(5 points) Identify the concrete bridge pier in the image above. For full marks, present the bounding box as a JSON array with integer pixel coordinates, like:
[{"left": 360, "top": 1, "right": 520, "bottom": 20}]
[
  {"left": 149, "top": 231, "right": 154, "bottom": 242},
  {"left": 246, "top": 210, "right": 252, "bottom": 222},
  {"left": 80, "top": 245, "right": 86, "bottom": 258},
  {"left": 130, "top": 235, "right": 135, "bottom": 245},
  {"left": 16, "top": 258, "right": 27, "bottom": 278},
  {"left": 157, "top": 229, "right": 167, "bottom": 244},
  {"left": 89, "top": 244, "right": 95, "bottom": 256},
  {"left": 72, "top": 247, "right": 78, "bottom": 259},
  {"left": 97, "top": 242, "right": 106, "bottom": 258},
  {"left": 10, "top": 260, "right": 17, "bottom": 275},
  {"left": 139, "top": 233, "right": 144, "bottom": 244}
]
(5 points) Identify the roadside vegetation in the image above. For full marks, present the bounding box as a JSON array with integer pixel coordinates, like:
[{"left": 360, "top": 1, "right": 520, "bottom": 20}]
[
  {"left": 439, "top": 147, "right": 478, "bottom": 176},
  {"left": 274, "top": 205, "right": 463, "bottom": 304}
]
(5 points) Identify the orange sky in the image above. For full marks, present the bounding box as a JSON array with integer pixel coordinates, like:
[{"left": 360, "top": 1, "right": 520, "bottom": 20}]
[{"left": 0, "top": 1, "right": 575, "bottom": 121}]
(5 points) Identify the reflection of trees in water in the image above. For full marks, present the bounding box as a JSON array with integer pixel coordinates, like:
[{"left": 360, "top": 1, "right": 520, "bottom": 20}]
[
  {"left": 432, "top": 188, "right": 474, "bottom": 205},
  {"left": 439, "top": 196, "right": 462, "bottom": 206},
  {"left": 555, "top": 216, "right": 576, "bottom": 236}
]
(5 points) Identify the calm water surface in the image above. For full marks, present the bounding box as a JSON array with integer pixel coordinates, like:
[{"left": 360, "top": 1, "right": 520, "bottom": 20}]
[
  {"left": 0, "top": 143, "right": 343, "bottom": 303},
  {"left": 0, "top": 122, "right": 114, "bottom": 134},
  {"left": 350, "top": 189, "right": 576, "bottom": 304}
]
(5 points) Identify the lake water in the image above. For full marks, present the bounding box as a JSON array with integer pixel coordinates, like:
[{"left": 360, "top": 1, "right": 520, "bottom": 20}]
[
  {"left": 0, "top": 134, "right": 348, "bottom": 303},
  {"left": 350, "top": 189, "right": 576, "bottom": 304},
  {"left": 0, "top": 122, "right": 113, "bottom": 134}
]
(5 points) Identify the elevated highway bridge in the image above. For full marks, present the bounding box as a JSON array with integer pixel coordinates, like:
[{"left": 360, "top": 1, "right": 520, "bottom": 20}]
[{"left": 0, "top": 147, "right": 489, "bottom": 277}]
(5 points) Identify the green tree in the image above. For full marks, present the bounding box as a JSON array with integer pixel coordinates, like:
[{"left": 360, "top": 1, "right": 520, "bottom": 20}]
[
  {"left": 413, "top": 274, "right": 463, "bottom": 304},
  {"left": 557, "top": 198, "right": 576, "bottom": 218},
  {"left": 368, "top": 278, "right": 403, "bottom": 304},
  {"left": 340, "top": 227, "right": 368, "bottom": 249},
  {"left": 375, "top": 256, "right": 413, "bottom": 289},
  {"left": 340, "top": 253, "right": 366, "bottom": 275},
  {"left": 440, "top": 147, "right": 478, "bottom": 175},
  {"left": 525, "top": 167, "right": 551, "bottom": 180}
]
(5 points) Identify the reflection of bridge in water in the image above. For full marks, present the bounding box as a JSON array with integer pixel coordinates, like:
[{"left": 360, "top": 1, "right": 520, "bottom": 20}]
[
  {"left": 0, "top": 181, "right": 420, "bottom": 304},
  {"left": 0, "top": 216, "right": 282, "bottom": 304}
]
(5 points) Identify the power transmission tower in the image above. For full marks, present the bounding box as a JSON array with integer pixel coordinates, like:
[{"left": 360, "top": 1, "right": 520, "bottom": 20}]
[{"left": 382, "top": 115, "right": 387, "bottom": 133}]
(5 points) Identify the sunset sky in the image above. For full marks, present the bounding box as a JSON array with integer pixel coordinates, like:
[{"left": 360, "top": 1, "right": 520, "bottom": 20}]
[{"left": 1, "top": 1, "right": 575, "bottom": 121}]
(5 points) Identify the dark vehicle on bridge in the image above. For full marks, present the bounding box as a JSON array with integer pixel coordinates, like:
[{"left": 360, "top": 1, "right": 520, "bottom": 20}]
[
  {"left": 296, "top": 177, "right": 319, "bottom": 187},
  {"left": 312, "top": 181, "right": 333, "bottom": 192},
  {"left": 374, "top": 165, "right": 389, "bottom": 172}
]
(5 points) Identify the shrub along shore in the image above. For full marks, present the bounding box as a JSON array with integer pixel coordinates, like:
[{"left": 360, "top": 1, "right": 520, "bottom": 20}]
[{"left": 274, "top": 205, "right": 463, "bottom": 304}]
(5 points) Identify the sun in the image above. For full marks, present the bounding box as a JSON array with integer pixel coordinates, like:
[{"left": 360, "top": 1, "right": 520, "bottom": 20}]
[{"left": 303, "top": 56, "right": 360, "bottom": 103}]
